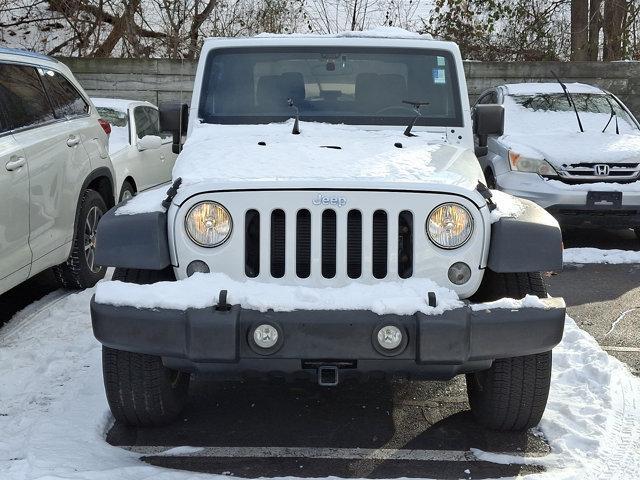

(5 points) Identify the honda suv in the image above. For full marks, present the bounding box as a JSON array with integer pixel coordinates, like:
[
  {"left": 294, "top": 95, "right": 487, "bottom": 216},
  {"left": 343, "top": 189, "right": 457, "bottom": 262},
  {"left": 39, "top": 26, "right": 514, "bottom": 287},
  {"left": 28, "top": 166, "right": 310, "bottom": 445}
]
[{"left": 0, "top": 48, "right": 115, "bottom": 295}]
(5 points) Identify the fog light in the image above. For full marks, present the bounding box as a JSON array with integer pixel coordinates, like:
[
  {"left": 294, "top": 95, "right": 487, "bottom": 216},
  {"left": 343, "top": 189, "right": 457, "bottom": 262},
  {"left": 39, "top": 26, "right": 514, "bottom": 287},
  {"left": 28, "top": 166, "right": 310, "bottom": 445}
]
[
  {"left": 253, "top": 324, "right": 279, "bottom": 349},
  {"left": 186, "top": 260, "right": 210, "bottom": 276},
  {"left": 448, "top": 262, "right": 471, "bottom": 285},
  {"left": 377, "top": 325, "right": 402, "bottom": 350}
]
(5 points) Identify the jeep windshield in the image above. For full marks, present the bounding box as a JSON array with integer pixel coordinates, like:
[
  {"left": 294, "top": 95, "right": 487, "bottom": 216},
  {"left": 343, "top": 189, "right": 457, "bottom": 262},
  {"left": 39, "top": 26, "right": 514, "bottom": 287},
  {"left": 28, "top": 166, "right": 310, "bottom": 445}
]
[
  {"left": 198, "top": 47, "right": 463, "bottom": 127},
  {"left": 506, "top": 93, "right": 640, "bottom": 134}
]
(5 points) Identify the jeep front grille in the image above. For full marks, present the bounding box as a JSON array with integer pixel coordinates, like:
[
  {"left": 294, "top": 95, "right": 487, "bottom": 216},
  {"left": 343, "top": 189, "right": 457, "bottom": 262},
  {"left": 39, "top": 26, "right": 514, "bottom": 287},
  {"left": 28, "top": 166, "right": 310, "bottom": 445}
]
[{"left": 244, "top": 208, "right": 414, "bottom": 280}]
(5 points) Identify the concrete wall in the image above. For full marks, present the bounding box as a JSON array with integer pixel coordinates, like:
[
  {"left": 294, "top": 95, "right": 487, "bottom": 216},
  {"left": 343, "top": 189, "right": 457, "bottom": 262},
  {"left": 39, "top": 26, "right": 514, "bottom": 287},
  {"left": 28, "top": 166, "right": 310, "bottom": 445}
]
[{"left": 59, "top": 57, "right": 640, "bottom": 115}]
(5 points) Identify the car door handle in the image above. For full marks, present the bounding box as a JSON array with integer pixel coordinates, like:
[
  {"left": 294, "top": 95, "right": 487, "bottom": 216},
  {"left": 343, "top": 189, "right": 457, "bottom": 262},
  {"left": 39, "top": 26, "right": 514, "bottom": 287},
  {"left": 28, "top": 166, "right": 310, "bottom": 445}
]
[
  {"left": 6, "top": 156, "right": 26, "bottom": 171},
  {"left": 67, "top": 135, "right": 80, "bottom": 147}
]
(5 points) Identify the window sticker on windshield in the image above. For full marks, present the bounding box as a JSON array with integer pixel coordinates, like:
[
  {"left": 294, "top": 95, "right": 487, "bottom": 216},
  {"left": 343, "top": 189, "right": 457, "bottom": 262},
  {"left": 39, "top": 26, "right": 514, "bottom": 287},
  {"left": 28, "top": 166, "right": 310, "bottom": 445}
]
[
  {"left": 437, "top": 56, "right": 446, "bottom": 66},
  {"left": 433, "top": 68, "right": 446, "bottom": 84}
]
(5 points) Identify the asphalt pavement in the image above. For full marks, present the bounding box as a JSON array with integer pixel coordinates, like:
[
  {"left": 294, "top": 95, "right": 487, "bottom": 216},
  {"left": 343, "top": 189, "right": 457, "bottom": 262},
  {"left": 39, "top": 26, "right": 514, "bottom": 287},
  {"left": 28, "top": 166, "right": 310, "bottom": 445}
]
[{"left": 1, "top": 227, "right": 638, "bottom": 478}]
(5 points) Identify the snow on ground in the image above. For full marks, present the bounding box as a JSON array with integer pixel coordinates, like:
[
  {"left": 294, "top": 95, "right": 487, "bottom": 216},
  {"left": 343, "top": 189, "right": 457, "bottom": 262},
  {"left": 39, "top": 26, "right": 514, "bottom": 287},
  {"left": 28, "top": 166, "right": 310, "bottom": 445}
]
[
  {"left": 1, "top": 287, "right": 640, "bottom": 479},
  {"left": 564, "top": 247, "right": 640, "bottom": 264}
]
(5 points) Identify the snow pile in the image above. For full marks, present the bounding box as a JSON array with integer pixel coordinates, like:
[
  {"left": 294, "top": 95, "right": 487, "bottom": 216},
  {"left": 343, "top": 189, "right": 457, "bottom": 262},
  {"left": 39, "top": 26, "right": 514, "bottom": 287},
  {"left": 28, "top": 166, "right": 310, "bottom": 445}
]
[
  {"left": 95, "top": 272, "right": 464, "bottom": 315},
  {"left": 174, "top": 121, "right": 476, "bottom": 188},
  {"left": 489, "top": 189, "right": 527, "bottom": 222},
  {"left": 115, "top": 184, "right": 167, "bottom": 215},
  {"left": 2, "top": 290, "right": 640, "bottom": 479},
  {"left": 564, "top": 248, "right": 640, "bottom": 264}
]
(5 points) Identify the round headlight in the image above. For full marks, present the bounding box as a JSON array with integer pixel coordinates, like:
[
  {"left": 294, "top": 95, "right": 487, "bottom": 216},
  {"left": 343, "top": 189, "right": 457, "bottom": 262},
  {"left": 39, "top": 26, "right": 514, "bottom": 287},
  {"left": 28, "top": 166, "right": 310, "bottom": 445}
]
[
  {"left": 185, "top": 201, "right": 232, "bottom": 247},
  {"left": 427, "top": 203, "right": 473, "bottom": 249}
]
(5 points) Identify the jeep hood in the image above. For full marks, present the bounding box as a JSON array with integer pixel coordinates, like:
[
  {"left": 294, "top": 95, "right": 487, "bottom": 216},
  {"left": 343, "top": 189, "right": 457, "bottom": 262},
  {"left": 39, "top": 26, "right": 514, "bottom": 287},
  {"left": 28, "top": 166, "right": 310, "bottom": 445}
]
[
  {"left": 503, "top": 132, "right": 640, "bottom": 167},
  {"left": 171, "top": 121, "right": 484, "bottom": 203}
]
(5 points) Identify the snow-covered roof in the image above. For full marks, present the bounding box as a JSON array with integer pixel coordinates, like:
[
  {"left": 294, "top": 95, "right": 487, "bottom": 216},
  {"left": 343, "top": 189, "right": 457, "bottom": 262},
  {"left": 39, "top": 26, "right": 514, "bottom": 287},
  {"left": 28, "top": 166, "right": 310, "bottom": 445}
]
[
  {"left": 504, "top": 82, "right": 605, "bottom": 96},
  {"left": 91, "top": 97, "right": 154, "bottom": 112},
  {"left": 203, "top": 27, "right": 443, "bottom": 48}
]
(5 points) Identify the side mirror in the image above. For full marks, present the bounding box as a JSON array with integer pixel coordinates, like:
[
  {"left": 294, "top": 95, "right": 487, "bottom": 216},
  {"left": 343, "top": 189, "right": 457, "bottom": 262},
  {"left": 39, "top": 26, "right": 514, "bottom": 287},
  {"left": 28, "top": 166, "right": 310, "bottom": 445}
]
[
  {"left": 137, "top": 135, "right": 162, "bottom": 151},
  {"left": 159, "top": 103, "right": 189, "bottom": 154},
  {"left": 473, "top": 104, "right": 505, "bottom": 136}
]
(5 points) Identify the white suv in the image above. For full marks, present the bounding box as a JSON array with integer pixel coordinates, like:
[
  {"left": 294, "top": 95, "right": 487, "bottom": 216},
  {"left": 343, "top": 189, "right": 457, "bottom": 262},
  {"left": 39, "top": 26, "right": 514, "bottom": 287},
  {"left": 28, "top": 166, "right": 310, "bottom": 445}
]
[{"left": 0, "top": 48, "right": 115, "bottom": 295}]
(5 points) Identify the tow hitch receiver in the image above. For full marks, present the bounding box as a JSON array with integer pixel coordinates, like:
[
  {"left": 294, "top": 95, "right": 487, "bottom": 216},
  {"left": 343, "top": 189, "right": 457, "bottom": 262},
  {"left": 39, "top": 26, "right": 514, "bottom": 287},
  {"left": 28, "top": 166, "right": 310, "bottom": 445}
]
[{"left": 318, "top": 365, "right": 339, "bottom": 386}]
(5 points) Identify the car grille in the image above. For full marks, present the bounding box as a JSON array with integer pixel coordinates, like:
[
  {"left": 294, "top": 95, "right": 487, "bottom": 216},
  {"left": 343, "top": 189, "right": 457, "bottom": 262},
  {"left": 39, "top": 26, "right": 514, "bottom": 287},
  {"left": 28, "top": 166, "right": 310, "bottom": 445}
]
[
  {"left": 556, "top": 162, "right": 640, "bottom": 183},
  {"left": 244, "top": 208, "right": 414, "bottom": 280}
]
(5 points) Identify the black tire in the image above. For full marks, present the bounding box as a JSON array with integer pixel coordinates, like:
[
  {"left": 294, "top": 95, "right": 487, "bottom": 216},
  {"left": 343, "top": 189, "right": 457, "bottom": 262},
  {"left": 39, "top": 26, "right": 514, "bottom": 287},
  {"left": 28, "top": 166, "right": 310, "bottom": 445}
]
[
  {"left": 466, "top": 270, "right": 552, "bottom": 431},
  {"left": 53, "top": 189, "right": 107, "bottom": 289},
  {"left": 103, "top": 346, "right": 190, "bottom": 426},
  {"left": 103, "top": 267, "right": 188, "bottom": 426},
  {"left": 634, "top": 227, "right": 640, "bottom": 241},
  {"left": 119, "top": 180, "right": 136, "bottom": 202}
]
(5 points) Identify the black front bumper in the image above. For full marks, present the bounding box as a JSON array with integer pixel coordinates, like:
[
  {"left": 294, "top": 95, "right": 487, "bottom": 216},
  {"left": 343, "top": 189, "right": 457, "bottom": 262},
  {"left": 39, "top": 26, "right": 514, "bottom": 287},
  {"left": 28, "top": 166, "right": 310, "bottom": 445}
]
[
  {"left": 548, "top": 205, "right": 640, "bottom": 229},
  {"left": 91, "top": 297, "right": 566, "bottom": 380}
]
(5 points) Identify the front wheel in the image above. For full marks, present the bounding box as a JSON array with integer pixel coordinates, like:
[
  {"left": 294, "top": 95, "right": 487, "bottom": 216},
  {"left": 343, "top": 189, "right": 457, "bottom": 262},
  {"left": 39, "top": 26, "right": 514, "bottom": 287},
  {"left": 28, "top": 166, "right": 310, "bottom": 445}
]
[
  {"left": 466, "top": 270, "right": 552, "bottom": 431},
  {"left": 634, "top": 227, "right": 640, "bottom": 241},
  {"left": 103, "top": 346, "right": 190, "bottom": 426}
]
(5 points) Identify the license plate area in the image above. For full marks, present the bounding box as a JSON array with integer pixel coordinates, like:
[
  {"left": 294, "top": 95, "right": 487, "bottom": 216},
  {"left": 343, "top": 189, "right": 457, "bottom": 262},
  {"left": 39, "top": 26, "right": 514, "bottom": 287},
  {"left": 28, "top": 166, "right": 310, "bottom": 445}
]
[{"left": 587, "top": 191, "right": 622, "bottom": 209}]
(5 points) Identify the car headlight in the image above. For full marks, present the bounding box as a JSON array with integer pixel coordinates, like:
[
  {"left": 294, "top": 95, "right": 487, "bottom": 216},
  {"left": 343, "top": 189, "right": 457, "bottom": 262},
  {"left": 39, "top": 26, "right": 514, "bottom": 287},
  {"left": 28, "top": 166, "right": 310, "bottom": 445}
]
[
  {"left": 185, "top": 201, "right": 232, "bottom": 247},
  {"left": 508, "top": 150, "right": 557, "bottom": 176},
  {"left": 427, "top": 203, "right": 473, "bottom": 249}
]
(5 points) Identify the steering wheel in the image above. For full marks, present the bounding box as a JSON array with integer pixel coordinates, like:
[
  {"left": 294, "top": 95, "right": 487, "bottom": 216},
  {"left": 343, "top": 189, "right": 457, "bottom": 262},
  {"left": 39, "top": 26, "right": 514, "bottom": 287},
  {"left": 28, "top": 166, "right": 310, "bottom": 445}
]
[{"left": 373, "top": 105, "right": 417, "bottom": 115}]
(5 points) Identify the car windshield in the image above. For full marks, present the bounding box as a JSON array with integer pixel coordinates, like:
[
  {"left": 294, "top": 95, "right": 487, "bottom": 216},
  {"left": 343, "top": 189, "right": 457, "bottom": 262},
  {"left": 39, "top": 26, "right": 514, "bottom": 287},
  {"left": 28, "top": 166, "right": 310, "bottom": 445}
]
[
  {"left": 506, "top": 93, "right": 639, "bottom": 134},
  {"left": 198, "top": 47, "right": 463, "bottom": 127}
]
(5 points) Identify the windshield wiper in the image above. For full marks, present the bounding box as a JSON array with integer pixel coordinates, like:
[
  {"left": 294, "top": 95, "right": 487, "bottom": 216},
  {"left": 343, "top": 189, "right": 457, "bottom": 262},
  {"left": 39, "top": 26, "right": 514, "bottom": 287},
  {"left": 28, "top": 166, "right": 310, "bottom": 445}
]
[
  {"left": 602, "top": 96, "right": 620, "bottom": 134},
  {"left": 402, "top": 100, "right": 429, "bottom": 137},
  {"left": 551, "top": 71, "right": 584, "bottom": 133},
  {"left": 287, "top": 98, "right": 300, "bottom": 135}
]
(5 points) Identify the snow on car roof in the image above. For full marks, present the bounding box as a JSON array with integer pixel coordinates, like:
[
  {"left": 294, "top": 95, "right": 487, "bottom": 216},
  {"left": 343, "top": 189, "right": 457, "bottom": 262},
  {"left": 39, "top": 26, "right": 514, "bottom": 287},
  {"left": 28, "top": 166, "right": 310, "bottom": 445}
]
[
  {"left": 504, "top": 82, "right": 604, "bottom": 96},
  {"left": 91, "top": 97, "right": 153, "bottom": 112},
  {"left": 204, "top": 27, "right": 438, "bottom": 46}
]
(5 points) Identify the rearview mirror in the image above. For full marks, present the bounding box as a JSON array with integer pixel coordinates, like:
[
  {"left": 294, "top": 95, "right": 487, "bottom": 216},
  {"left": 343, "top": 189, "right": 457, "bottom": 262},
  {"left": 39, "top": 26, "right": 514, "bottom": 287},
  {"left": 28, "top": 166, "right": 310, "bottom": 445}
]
[
  {"left": 159, "top": 102, "right": 189, "bottom": 154},
  {"left": 137, "top": 135, "right": 162, "bottom": 151}
]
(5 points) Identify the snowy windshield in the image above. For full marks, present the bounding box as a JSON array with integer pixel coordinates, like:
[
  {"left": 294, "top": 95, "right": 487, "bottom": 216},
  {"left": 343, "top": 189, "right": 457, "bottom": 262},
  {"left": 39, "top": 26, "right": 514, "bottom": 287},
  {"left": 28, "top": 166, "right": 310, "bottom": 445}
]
[
  {"left": 506, "top": 93, "right": 639, "bottom": 134},
  {"left": 198, "top": 47, "right": 463, "bottom": 127},
  {"left": 96, "top": 106, "right": 130, "bottom": 154}
]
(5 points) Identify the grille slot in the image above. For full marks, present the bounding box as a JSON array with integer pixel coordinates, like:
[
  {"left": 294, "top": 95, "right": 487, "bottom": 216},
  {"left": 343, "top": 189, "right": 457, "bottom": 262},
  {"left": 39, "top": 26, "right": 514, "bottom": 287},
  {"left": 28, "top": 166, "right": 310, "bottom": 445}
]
[
  {"left": 347, "top": 210, "right": 362, "bottom": 279},
  {"left": 398, "top": 210, "right": 413, "bottom": 279},
  {"left": 244, "top": 209, "right": 260, "bottom": 278},
  {"left": 321, "top": 210, "right": 337, "bottom": 278},
  {"left": 270, "top": 209, "right": 286, "bottom": 278},
  {"left": 372, "top": 210, "right": 388, "bottom": 279},
  {"left": 296, "top": 209, "right": 311, "bottom": 278}
]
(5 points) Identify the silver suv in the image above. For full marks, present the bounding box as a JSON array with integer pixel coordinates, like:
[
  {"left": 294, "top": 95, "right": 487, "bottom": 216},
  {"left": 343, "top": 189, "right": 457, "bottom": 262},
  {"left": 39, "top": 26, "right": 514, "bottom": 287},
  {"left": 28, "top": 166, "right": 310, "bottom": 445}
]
[{"left": 0, "top": 48, "right": 116, "bottom": 295}]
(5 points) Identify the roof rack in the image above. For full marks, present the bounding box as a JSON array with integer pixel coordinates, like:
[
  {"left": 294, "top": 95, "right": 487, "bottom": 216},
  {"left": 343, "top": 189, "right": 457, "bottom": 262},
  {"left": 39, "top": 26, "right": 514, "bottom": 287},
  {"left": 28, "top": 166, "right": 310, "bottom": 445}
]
[{"left": 0, "top": 47, "right": 58, "bottom": 63}]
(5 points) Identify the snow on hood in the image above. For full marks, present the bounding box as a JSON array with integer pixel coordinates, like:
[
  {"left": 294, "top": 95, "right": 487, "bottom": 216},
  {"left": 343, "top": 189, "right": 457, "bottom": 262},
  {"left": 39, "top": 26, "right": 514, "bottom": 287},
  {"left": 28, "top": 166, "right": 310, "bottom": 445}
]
[
  {"left": 173, "top": 121, "right": 482, "bottom": 189},
  {"left": 502, "top": 95, "right": 640, "bottom": 166},
  {"left": 504, "top": 132, "right": 640, "bottom": 167}
]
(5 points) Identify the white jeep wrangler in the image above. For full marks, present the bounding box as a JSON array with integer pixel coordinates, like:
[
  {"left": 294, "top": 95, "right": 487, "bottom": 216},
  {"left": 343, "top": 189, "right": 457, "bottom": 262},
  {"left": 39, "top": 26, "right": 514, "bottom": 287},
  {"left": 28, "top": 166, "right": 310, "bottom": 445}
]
[{"left": 91, "top": 31, "right": 566, "bottom": 431}]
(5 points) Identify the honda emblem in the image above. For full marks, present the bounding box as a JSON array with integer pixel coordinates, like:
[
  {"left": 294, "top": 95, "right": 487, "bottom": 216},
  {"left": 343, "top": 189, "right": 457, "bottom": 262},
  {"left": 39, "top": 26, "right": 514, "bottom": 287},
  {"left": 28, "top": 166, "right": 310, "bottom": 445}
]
[{"left": 594, "top": 164, "right": 610, "bottom": 176}]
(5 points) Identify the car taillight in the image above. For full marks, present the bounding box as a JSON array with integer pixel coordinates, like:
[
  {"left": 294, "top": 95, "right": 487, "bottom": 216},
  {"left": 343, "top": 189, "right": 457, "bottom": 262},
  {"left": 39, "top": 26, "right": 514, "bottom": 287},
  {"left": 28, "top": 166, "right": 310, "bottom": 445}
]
[{"left": 98, "top": 118, "right": 111, "bottom": 135}]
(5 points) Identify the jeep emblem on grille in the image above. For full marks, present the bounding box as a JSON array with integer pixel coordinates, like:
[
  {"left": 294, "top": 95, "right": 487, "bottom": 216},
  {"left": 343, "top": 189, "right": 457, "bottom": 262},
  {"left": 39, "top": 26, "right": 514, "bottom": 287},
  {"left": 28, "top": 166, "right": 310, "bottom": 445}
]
[
  {"left": 313, "top": 193, "right": 347, "bottom": 207},
  {"left": 594, "top": 164, "right": 610, "bottom": 176}
]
